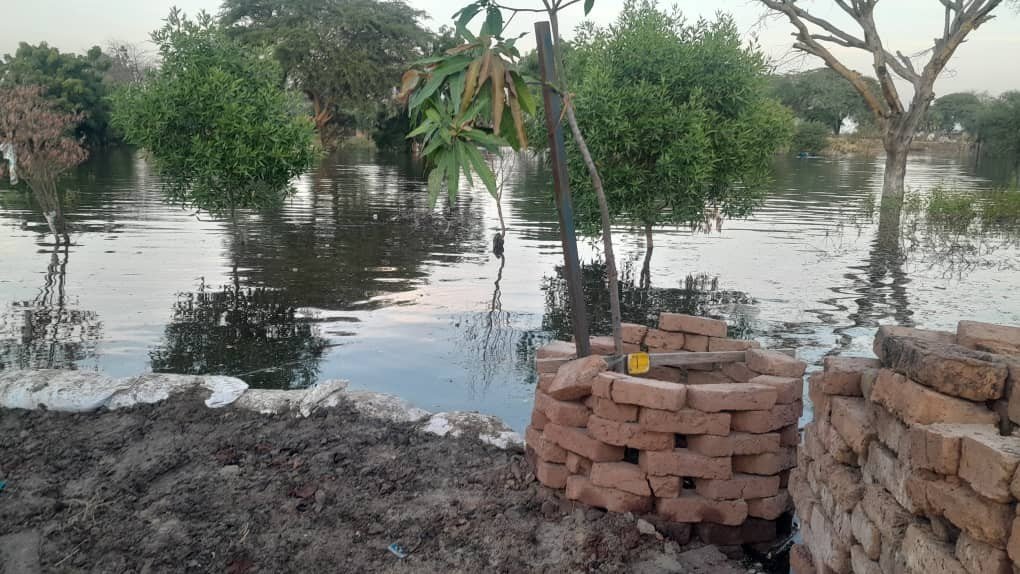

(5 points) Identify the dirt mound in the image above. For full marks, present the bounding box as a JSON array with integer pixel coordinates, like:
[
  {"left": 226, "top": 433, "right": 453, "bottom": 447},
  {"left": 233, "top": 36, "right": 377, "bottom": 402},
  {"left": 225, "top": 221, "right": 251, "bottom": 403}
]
[{"left": 0, "top": 393, "right": 748, "bottom": 573}]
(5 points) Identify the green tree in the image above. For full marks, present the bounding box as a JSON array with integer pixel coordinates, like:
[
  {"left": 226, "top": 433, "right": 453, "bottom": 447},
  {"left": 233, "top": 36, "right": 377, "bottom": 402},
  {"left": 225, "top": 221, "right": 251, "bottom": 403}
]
[
  {"left": 566, "top": 3, "right": 793, "bottom": 281},
  {"left": 792, "top": 121, "right": 831, "bottom": 154},
  {"left": 221, "top": 0, "right": 432, "bottom": 147},
  {"left": 772, "top": 68, "right": 878, "bottom": 135},
  {"left": 0, "top": 42, "right": 115, "bottom": 148},
  {"left": 976, "top": 91, "right": 1020, "bottom": 183},
  {"left": 112, "top": 10, "right": 317, "bottom": 219},
  {"left": 927, "top": 92, "right": 985, "bottom": 135}
]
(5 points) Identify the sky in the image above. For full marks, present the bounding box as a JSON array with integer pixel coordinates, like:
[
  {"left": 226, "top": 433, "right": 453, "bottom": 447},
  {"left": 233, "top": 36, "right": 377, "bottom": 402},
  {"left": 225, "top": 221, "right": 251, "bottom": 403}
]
[{"left": 1, "top": 0, "right": 1018, "bottom": 96}]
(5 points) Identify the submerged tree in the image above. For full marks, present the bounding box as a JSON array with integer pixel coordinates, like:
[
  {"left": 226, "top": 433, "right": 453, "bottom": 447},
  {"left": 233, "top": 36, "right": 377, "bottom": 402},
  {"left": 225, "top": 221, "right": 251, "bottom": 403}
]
[
  {"left": 221, "top": 0, "right": 433, "bottom": 147},
  {"left": 758, "top": 0, "right": 1010, "bottom": 198},
  {"left": 772, "top": 67, "right": 879, "bottom": 134},
  {"left": 975, "top": 91, "right": 1020, "bottom": 183},
  {"left": 113, "top": 9, "right": 317, "bottom": 219},
  {"left": 0, "top": 85, "right": 89, "bottom": 243},
  {"left": 567, "top": 3, "right": 793, "bottom": 284},
  {"left": 0, "top": 42, "right": 116, "bottom": 148},
  {"left": 927, "top": 92, "right": 985, "bottom": 135}
]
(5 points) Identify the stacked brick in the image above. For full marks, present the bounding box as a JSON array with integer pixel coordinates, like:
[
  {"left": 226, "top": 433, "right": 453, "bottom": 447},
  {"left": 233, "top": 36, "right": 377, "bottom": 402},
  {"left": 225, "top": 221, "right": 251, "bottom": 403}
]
[
  {"left": 526, "top": 313, "right": 805, "bottom": 546},
  {"left": 790, "top": 320, "right": 1020, "bottom": 574}
]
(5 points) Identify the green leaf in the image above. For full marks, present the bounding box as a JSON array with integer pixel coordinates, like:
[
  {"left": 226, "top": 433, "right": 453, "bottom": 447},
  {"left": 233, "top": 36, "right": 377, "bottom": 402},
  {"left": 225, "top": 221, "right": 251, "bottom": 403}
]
[
  {"left": 461, "top": 141, "right": 498, "bottom": 198},
  {"left": 444, "top": 147, "right": 460, "bottom": 202},
  {"left": 406, "top": 120, "right": 434, "bottom": 139},
  {"left": 454, "top": 3, "right": 483, "bottom": 35},
  {"left": 483, "top": 6, "right": 503, "bottom": 37},
  {"left": 408, "top": 56, "right": 473, "bottom": 111},
  {"left": 510, "top": 71, "right": 536, "bottom": 115},
  {"left": 462, "top": 128, "right": 506, "bottom": 152},
  {"left": 584, "top": 0, "right": 595, "bottom": 16},
  {"left": 427, "top": 151, "right": 447, "bottom": 207},
  {"left": 455, "top": 141, "right": 475, "bottom": 187}
]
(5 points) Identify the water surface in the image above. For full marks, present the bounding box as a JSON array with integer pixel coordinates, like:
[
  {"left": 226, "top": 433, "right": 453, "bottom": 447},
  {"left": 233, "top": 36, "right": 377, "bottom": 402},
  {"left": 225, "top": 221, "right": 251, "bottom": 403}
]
[{"left": 1, "top": 149, "right": 1017, "bottom": 430}]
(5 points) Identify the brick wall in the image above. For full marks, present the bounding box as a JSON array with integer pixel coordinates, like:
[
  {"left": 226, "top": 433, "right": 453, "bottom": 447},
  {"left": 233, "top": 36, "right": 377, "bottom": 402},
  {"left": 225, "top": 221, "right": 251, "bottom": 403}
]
[
  {"left": 526, "top": 313, "right": 805, "bottom": 546},
  {"left": 790, "top": 320, "right": 1020, "bottom": 574}
]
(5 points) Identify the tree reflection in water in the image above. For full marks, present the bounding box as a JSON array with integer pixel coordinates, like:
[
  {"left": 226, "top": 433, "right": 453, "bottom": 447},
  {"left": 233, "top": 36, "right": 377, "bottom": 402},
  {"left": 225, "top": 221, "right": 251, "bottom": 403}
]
[
  {"left": 0, "top": 244, "right": 102, "bottom": 370},
  {"left": 149, "top": 275, "right": 331, "bottom": 389},
  {"left": 540, "top": 261, "right": 757, "bottom": 342}
]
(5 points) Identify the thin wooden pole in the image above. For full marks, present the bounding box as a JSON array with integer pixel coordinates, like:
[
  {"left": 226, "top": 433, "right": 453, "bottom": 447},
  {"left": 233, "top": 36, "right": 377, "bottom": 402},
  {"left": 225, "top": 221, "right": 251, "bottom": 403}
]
[{"left": 535, "top": 20, "right": 590, "bottom": 357}]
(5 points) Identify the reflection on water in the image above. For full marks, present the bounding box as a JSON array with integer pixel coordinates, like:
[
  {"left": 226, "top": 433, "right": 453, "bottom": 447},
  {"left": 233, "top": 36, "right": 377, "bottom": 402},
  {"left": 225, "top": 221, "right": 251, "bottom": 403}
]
[{"left": 1, "top": 148, "right": 1019, "bottom": 430}]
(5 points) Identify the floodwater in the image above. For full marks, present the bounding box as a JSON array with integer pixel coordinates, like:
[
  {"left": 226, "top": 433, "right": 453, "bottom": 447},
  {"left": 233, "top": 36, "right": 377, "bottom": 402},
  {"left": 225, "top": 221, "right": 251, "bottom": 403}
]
[{"left": 1, "top": 149, "right": 1018, "bottom": 431}]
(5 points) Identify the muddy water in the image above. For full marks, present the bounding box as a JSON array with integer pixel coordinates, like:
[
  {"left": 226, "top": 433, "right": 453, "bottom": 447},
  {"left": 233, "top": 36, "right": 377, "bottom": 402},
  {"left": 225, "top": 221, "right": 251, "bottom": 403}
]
[{"left": 1, "top": 149, "right": 1017, "bottom": 431}]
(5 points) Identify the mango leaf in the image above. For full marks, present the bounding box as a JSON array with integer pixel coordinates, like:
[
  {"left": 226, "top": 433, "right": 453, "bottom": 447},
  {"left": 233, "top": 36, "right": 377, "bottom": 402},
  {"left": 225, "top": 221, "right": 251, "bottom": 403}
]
[
  {"left": 445, "top": 145, "right": 461, "bottom": 202},
  {"left": 461, "top": 141, "right": 498, "bottom": 198},
  {"left": 508, "top": 90, "right": 528, "bottom": 149},
  {"left": 462, "top": 128, "right": 505, "bottom": 151},
  {"left": 427, "top": 153, "right": 446, "bottom": 206},
  {"left": 408, "top": 56, "right": 473, "bottom": 111},
  {"left": 509, "top": 71, "right": 536, "bottom": 115},
  {"left": 584, "top": 0, "right": 595, "bottom": 15},
  {"left": 483, "top": 6, "right": 503, "bottom": 37},
  {"left": 490, "top": 56, "right": 505, "bottom": 135},
  {"left": 454, "top": 3, "right": 483, "bottom": 35},
  {"left": 461, "top": 59, "right": 482, "bottom": 113},
  {"left": 455, "top": 141, "right": 475, "bottom": 187}
]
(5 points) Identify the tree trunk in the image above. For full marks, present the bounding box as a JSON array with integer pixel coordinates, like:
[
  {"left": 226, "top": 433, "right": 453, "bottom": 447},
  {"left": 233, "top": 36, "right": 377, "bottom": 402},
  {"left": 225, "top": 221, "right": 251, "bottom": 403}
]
[
  {"left": 640, "top": 223, "right": 653, "bottom": 289},
  {"left": 882, "top": 139, "right": 910, "bottom": 198}
]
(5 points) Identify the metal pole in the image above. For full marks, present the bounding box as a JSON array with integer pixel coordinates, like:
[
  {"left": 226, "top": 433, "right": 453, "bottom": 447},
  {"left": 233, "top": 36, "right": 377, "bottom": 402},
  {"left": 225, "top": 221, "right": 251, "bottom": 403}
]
[{"left": 535, "top": 21, "right": 590, "bottom": 357}]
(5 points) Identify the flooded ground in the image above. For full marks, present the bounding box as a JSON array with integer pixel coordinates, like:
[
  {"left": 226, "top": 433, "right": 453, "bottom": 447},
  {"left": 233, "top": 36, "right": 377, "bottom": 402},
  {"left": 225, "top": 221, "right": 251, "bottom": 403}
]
[{"left": 1, "top": 148, "right": 1018, "bottom": 431}]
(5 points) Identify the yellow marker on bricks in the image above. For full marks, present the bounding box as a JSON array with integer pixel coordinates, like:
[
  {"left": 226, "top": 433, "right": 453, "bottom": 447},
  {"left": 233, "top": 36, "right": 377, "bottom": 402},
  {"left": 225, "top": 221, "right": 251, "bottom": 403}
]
[{"left": 627, "top": 352, "right": 650, "bottom": 375}]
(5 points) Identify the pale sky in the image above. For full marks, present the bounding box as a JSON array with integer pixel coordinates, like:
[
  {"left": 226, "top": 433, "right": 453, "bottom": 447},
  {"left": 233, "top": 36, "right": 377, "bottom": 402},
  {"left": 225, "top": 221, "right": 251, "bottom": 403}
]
[{"left": 1, "top": 0, "right": 1018, "bottom": 97}]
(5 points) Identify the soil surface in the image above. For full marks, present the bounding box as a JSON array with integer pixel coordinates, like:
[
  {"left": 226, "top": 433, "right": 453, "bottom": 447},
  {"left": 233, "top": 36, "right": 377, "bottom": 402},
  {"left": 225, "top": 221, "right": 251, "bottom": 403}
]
[{"left": 0, "top": 393, "right": 752, "bottom": 573}]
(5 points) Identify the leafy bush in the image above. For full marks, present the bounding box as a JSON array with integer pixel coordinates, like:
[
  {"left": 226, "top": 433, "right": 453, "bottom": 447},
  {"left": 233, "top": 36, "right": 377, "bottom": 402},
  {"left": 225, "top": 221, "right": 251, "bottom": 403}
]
[
  {"left": 113, "top": 10, "right": 317, "bottom": 217},
  {"left": 792, "top": 121, "right": 830, "bottom": 154}
]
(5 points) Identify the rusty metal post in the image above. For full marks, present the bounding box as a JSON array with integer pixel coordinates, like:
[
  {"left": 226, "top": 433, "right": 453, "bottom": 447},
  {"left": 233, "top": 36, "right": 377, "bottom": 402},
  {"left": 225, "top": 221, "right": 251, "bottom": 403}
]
[{"left": 535, "top": 21, "right": 590, "bottom": 357}]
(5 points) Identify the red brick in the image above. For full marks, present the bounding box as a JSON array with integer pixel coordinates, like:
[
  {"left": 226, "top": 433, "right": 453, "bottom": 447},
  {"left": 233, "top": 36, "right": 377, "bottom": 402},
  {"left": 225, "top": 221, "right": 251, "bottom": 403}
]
[
  {"left": 807, "top": 372, "right": 831, "bottom": 422},
  {"left": 863, "top": 441, "right": 931, "bottom": 515},
  {"left": 587, "top": 336, "right": 640, "bottom": 355},
  {"left": 544, "top": 423, "right": 625, "bottom": 462},
  {"left": 648, "top": 475, "right": 681, "bottom": 498},
  {"left": 820, "top": 356, "right": 881, "bottom": 396},
  {"left": 903, "top": 423, "right": 967, "bottom": 474},
  {"left": 565, "top": 452, "right": 592, "bottom": 476},
  {"left": 926, "top": 479, "right": 1013, "bottom": 548},
  {"left": 696, "top": 519, "right": 777, "bottom": 545},
  {"left": 873, "top": 325, "right": 956, "bottom": 361},
  {"left": 525, "top": 425, "right": 567, "bottom": 463},
  {"left": 591, "top": 372, "right": 614, "bottom": 399},
  {"left": 659, "top": 313, "right": 728, "bottom": 337},
  {"left": 534, "top": 390, "right": 591, "bottom": 427},
  {"left": 956, "top": 531, "right": 1011, "bottom": 574},
  {"left": 639, "top": 365, "right": 685, "bottom": 384},
  {"left": 957, "top": 426, "right": 1020, "bottom": 502},
  {"left": 645, "top": 329, "right": 686, "bottom": 352},
  {"left": 860, "top": 484, "right": 912, "bottom": 544},
  {"left": 537, "top": 373, "right": 555, "bottom": 392},
  {"left": 683, "top": 334, "right": 709, "bottom": 352},
  {"left": 708, "top": 337, "right": 760, "bottom": 352},
  {"left": 830, "top": 396, "right": 875, "bottom": 455},
  {"left": 733, "top": 448, "right": 797, "bottom": 475},
  {"left": 536, "top": 358, "right": 566, "bottom": 374},
  {"left": 850, "top": 545, "right": 881, "bottom": 574},
  {"left": 638, "top": 407, "right": 730, "bottom": 436},
  {"left": 686, "top": 370, "right": 734, "bottom": 385},
  {"left": 1007, "top": 516, "right": 1020, "bottom": 564},
  {"left": 687, "top": 432, "right": 780, "bottom": 457},
  {"left": 747, "top": 490, "right": 791, "bottom": 520},
  {"left": 535, "top": 460, "right": 569, "bottom": 488},
  {"left": 872, "top": 403, "right": 908, "bottom": 453},
  {"left": 547, "top": 355, "right": 608, "bottom": 400},
  {"left": 720, "top": 361, "right": 758, "bottom": 383},
  {"left": 530, "top": 408, "right": 549, "bottom": 430},
  {"left": 819, "top": 455, "right": 864, "bottom": 513},
  {"left": 780, "top": 424, "right": 800, "bottom": 447},
  {"left": 850, "top": 505, "right": 881, "bottom": 561},
  {"left": 621, "top": 323, "right": 649, "bottom": 345},
  {"left": 639, "top": 448, "right": 731, "bottom": 479},
  {"left": 695, "top": 473, "right": 780, "bottom": 500},
  {"left": 655, "top": 492, "right": 747, "bottom": 525},
  {"left": 902, "top": 524, "right": 967, "bottom": 574},
  {"left": 730, "top": 401, "right": 803, "bottom": 433},
  {"left": 591, "top": 397, "right": 638, "bottom": 422},
  {"left": 565, "top": 475, "right": 652, "bottom": 514},
  {"left": 590, "top": 461, "right": 651, "bottom": 496},
  {"left": 686, "top": 383, "right": 777, "bottom": 412},
  {"left": 958, "top": 320, "right": 1020, "bottom": 355},
  {"left": 870, "top": 369, "right": 998, "bottom": 426},
  {"left": 789, "top": 544, "right": 815, "bottom": 574},
  {"left": 537, "top": 340, "right": 576, "bottom": 359},
  {"left": 587, "top": 415, "right": 674, "bottom": 451},
  {"left": 609, "top": 373, "right": 686, "bottom": 410},
  {"left": 880, "top": 335, "right": 1008, "bottom": 401},
  {"left": 749, "top": 374, "right": 802, "bottom": 404},
  {"left": 746, "top": 349, "right": 807, "bottom": 378},
  {"left": 805, "top": 505, "right": 851, "bottom": 573}
]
